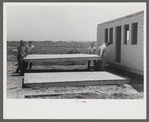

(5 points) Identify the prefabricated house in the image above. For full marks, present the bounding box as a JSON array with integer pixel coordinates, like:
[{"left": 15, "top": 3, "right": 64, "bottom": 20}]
[{"left": 97, "top": 11, "right": 144, "bottom": 75}]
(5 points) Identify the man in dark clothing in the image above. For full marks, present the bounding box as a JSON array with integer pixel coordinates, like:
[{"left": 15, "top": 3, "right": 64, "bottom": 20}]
[{"left": 16, "top": 40, "right": 28, "bottom": 75}]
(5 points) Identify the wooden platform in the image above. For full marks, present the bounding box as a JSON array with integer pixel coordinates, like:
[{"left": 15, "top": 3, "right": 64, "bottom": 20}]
[
  {"left": 23, "top": 72, "right": 130, "bottom": 88},
  {"left": 23, "top": 54, "right": 101, "bottom": 63}
]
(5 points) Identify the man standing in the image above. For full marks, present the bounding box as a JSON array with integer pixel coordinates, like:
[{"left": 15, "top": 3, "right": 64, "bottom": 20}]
[
  {"left": 16, "top": 40, "right": 28, "bottom": 75},
  {"left": 26, "top": 41, "right": 34, "bottom": 69},
  {"left": 75, "top": 42, "right": 79, "bottom": 53},
  {"left": 97, "top": 42, "right": 111, "bottom": 71},
  {"left": 88, "top": 42, "right": 96, "bottom": 70}
]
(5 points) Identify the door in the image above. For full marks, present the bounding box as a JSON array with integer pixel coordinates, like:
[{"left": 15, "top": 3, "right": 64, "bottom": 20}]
[{"left": 116, "top": 26, "right": 121, "bottom": 63}]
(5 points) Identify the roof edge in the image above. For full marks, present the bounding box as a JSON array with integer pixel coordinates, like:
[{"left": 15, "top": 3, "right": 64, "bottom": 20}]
[{"left": 98, "top": 11, "right": 144, "bottom": 26}]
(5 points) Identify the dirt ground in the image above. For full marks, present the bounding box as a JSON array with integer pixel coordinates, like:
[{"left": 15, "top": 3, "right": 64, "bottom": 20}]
[{"left": 6, "top": 61, "right": 144, "bottom": 99}]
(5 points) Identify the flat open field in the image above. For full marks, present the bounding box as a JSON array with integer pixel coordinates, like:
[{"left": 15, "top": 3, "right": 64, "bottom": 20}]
[{"left": 6, "top": 41, "right": 144, "bottom": 99}]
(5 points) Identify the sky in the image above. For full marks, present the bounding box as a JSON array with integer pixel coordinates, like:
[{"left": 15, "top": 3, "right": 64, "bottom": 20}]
[{"left": 5, "top": 2, "right": 146, "bottom": 42}]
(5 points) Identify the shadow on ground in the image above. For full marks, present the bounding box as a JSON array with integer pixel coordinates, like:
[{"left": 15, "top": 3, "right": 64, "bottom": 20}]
[{"left": 106, "top": 66, "right": 143, "bottom": 92}]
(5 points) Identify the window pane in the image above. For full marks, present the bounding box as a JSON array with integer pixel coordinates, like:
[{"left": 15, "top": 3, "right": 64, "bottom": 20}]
[
  {"left": 131, "top": 23, "right": 138, "bottom": 45},
  {"left": 110, "top": 28, "right": 113, "bottom": 44},
  {"left": 105, "top": 29, "right": 108, "bottom": 43}
]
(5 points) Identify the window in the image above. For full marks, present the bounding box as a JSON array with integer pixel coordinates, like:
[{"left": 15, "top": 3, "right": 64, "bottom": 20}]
[
  {"left": 115, "top": 26, "right": 121, "bottom": 63},
  {"left": 131, "top": 23, "right": 138, "bottom": 45},
  {"left": 124, "top": 24, "right": 130, "bottom": 44},
  {"left": 109, "top": 28, "right": 113, "bottom": 44},
  {"left": 105, "top": 28, "right": 108, "bottom": 43}
]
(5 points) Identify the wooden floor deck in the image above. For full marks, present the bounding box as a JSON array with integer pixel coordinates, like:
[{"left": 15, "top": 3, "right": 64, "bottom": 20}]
[
  {"left": 23, "top": 71, "right": 130, "bottom": 88},
  {"left": 23, "top": 54, "right": 101, "bottom": 63}
]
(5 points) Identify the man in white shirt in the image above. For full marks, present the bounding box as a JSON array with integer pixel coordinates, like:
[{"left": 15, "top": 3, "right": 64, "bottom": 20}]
[
  {"left": 97, "top": 42, "right": 111, "bottom": 71},
  {"left": 75, "top": 42, "right": 79, "bottom": 53},
  {"left": 26, "top": 41, "right": 34, "bottom": 69},
  {"left": 88, "top": 42, "right": 96, "bottom": 70}
]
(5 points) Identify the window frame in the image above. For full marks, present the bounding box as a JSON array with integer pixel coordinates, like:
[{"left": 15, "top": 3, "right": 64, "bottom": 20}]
[{"left": 123, "top": 24, "right": 130, "bottom": 45}]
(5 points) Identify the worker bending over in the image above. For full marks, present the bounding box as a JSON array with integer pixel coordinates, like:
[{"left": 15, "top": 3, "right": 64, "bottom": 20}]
[{"left": 97, "top": 42, "right": 111, "bottom": 71}]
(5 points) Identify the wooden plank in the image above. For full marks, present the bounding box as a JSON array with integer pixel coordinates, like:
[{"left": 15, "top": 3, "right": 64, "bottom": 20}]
[
  {"left": 23, "top": 54, "right": 101, "bottom": 63},
  {"left": 24, "top": 90, "right": 102, "bottom": 98},
  {"left": 23, "top": 72, "right": 130, "bottom": 87}
]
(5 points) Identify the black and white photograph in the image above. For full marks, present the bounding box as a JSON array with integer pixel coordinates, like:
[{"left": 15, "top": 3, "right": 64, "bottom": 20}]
[{"left": 3, "top": 2, "right": 146, "bottom": 119}]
